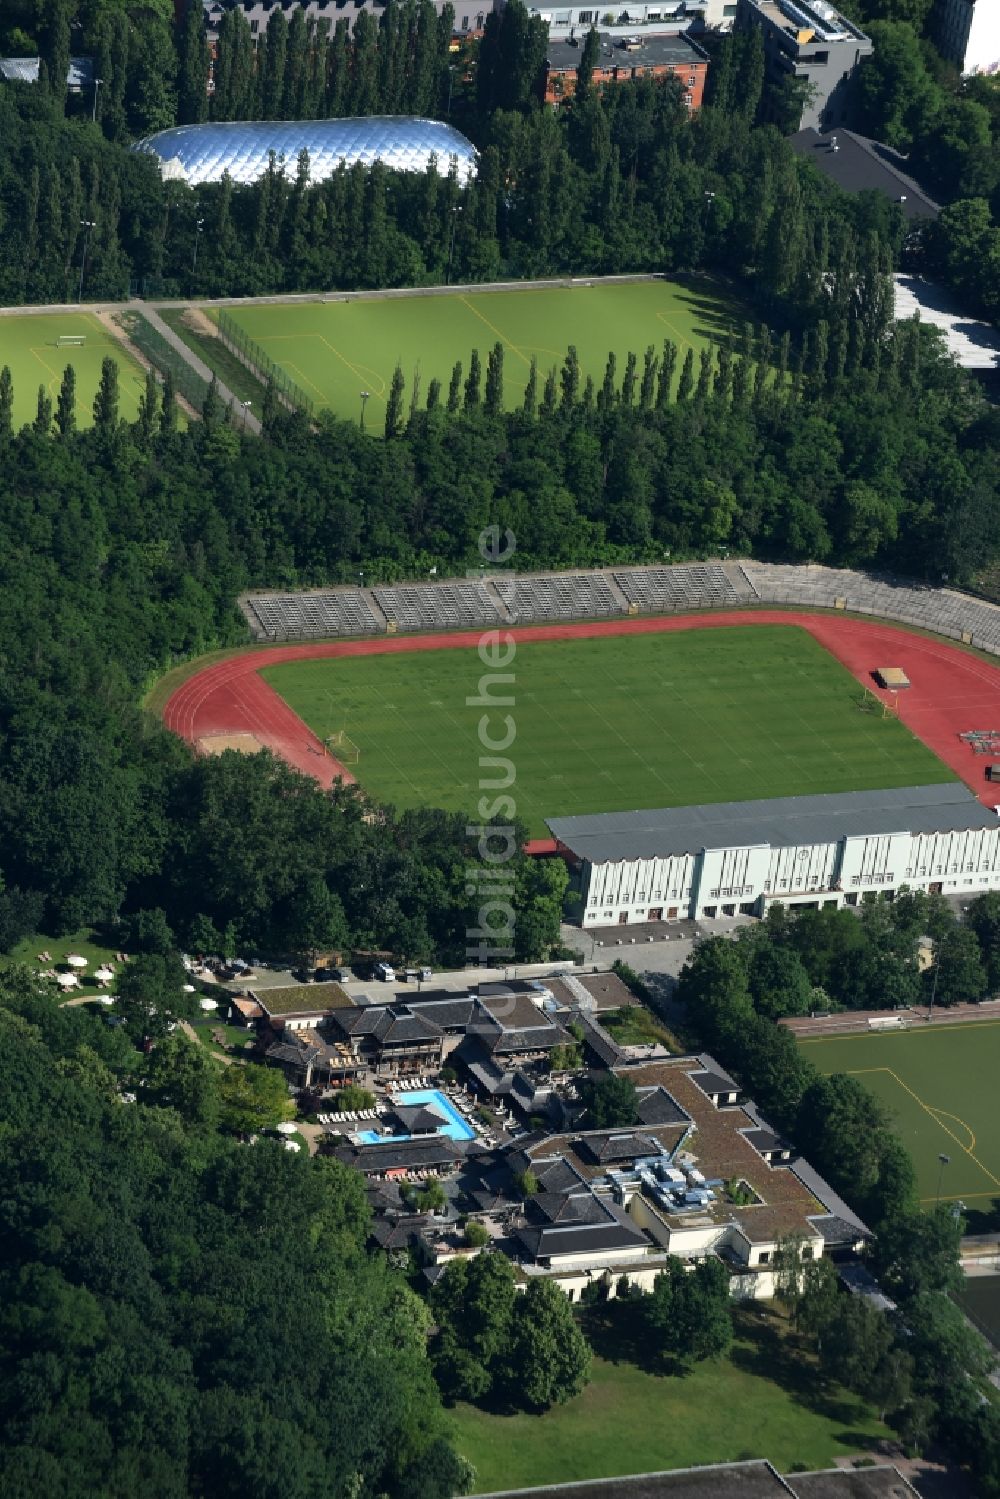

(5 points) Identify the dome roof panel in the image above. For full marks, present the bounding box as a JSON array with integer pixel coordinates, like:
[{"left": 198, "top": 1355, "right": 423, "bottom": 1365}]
[{"left": 133, "top": 116, "right": 477, "bottom": 186}]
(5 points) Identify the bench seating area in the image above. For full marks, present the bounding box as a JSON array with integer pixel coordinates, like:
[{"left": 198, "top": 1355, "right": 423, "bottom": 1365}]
[
  {"left": 747, "top": 563, "right": 1000, "bottom": 657},
  {"left": 240, "top": 563, "right": 1000, "bottom": 658},
  {"left": 245, "top": 591, "right": 382, "bottom": 640},
  {"left": 613, "top": 562, "right": 754, "bottom": 611},
  {"left": 501, "top": 573, "right": 625, "bottom": 622},
  {"left": 372, "top": 581, "right": 503, "bottom": 631}
]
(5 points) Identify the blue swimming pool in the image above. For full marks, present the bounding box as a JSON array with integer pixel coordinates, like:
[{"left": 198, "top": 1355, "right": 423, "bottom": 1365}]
[{"left": 355, "top": 1088, "right": 476, "bottom": 1145}]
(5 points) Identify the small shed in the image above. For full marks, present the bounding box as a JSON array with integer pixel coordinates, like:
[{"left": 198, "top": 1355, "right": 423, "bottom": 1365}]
[{"left": 874, "top": 666, "right": 910, "bottom": 690}]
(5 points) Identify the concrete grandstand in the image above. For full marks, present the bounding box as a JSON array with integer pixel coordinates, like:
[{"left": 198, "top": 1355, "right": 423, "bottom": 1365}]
[{"left": 240, "top": 560, "right": 1000, "bottom": 658}]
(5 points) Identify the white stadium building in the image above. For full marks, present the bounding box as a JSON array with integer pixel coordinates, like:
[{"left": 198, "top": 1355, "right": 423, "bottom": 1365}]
[{"left": 548, "top": 783, "right": 1000, "bottom": 927}]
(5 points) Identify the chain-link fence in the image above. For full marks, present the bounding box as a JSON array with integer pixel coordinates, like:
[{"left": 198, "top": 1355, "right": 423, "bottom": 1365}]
[
  {"left": 217, "top": 310, "right": 316, "bottom": 417},
  {"left": 124, "top": 312, "right": 214, "bottom": 415}
]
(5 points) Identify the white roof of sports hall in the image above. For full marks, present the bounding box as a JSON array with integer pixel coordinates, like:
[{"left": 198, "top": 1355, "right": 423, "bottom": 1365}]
[
  {"left": 546, "top": 782, "right": 998, "bottom": 864},
  {"left": 132, "top": 116, "right": 478, "bottom": 187}
]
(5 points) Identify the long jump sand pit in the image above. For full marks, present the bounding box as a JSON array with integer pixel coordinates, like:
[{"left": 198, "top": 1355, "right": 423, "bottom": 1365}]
[{"left": 197, "top": 731, "right": 267, "bottom": 757}]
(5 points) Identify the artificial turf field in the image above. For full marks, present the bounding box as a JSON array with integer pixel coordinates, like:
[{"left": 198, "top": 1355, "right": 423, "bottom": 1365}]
[
  {"left": 260, "top": 624, "right": 954, "bottom": 837},
  {"left": 800, "top": 1022, "right": 1000, "bottom": 1207},
  {"left": 215, "top": 277, "right": 733, "bottom": 422},
  {"left": 0, "top": 312, "right": 146, "bottom": 428}
]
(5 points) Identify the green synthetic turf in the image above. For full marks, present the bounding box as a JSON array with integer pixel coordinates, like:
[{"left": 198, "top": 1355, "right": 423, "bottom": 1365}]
[
  {"left": 800, "top": 1021, "right": 1000, "bottom": 1207},
  {"left": 0, "top": 312, "right": 146, "bottom": 428},
  {"left": 261, "top": 625, "right": 954, "bottom": 837},
  {"left": 214, "top": 277, "right": 736, "bottom": 421}
]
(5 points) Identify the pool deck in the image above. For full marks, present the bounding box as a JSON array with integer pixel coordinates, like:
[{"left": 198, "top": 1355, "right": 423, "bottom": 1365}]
[{"left": 356, "top": 1087, "right": 477, "bottom": 1146}]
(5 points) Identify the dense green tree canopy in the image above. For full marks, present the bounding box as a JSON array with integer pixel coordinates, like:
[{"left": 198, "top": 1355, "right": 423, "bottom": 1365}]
[
  {"left": 0, "top": 969, "right": 467, "bottom": 1497},
  {"left": 578, "top": 1072, "right": 640, "bottom": 1128}
]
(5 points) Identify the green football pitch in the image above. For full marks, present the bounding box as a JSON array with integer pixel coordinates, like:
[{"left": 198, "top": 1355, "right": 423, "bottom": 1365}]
[
  {"left": 215, "top": 277, "right": 736, "bottom": 422},
  {"left": 801, "top": 1022, "right": 1000, "bottom": 1208},
  {"left": 260, "top": 624, "right": 954, "bottom": 837},
  {"left": 0, "top": 312, "right": 146, "bottom": 428}
]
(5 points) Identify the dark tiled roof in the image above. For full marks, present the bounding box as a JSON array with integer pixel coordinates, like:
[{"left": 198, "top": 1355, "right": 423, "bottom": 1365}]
[
  {"left": 529, "top": 1191, "right": 609, "bottom": 1225},
  {"left": 408, "top": 998, "right": 477, "bottom": 1030},
  {"left": 743, "top": 1128, "right": 791, "bottom": 1156},
  {"left": 477, "top": 981, "right": 546, "bottom": 1000},
  {"left": 688, "top": 1070, "right": 739, "bottom": 1098},
  {"left": 635, "top": 1085, "right": 691, "bottom": 1126},
  {"left": 809, "top": 1213, "right": 868, "bottom": 1246},
  {"left": 370, "top": 1214, "right": 430, "bottom": 1249},
  {"left": 530, "top": 1156, "right": 589, "bottom": 1194},
  {"left": 517, "top": 1214, "right": 650, "bottom": 1260},
  {"left": 576, "top": 1130, "right": 667, "bottom": 1165},
  {"left": 393, "top": 1103, "right": 446, "bottom": 1133},
  {"left": 381, "top": 1010, "right": 443, "bottom": 1043},
  {"left": 264, "top": 1039, "right": 321, "bottom": 1067},
  {"left": 577, "top": 1010, "right": 625, "bottom": 1067},
  {"left": 477, "top": 990, "right": 560, "bottom": 1032},
  {"left": 332, "top": 1137, "right": 464, "bottom": 1173},
  {"left": 790, "top": 127, "right": 940, "bottom": 221},
  {"left": 332, "top": 1003, "right": 444, "bottom": 1043}
]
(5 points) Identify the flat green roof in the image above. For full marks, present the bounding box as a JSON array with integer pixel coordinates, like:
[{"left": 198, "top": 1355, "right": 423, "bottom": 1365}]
[{"left": 254, "top": 982, "right": 356, "bottom": 1016}]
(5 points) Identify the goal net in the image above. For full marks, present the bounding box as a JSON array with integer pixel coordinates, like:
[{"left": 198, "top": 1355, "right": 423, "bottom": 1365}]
[
  {"left": 854, "top": 688, "right": 899, "bottom": 718},
  {"left": 327, "top": 730, "right": 360, "bottom": 765},
  {"left": 56, "top": 335, "right": 87, "bottom": 347}
]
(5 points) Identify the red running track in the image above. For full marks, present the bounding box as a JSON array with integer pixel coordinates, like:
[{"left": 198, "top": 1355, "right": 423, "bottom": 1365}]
[{"left": 162, "top": 612, "right": 1000, "bottom": 821}]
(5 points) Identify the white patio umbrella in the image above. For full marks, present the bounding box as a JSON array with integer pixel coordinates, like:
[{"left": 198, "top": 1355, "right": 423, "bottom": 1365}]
[
  {"left": 94, "top": 965, "right": 115, "bottom": 985},
  {"left": 283, "top": 1139, "right": 302, "bottom": 1152},
  {"left": 276, "top": 1121, "right": 298, "bottom": 1135},
  {"left": 98, "top": 996, "right": 115, "bottom": 1006},
  {"left": 183, "top": 983, "right": 197, "bottom": 994},
  {"left": 56, "top": 972, "right": 79, "bottom": 989},
  {"left": 66, "top": 954, "right": 88, "bottom": 969}
]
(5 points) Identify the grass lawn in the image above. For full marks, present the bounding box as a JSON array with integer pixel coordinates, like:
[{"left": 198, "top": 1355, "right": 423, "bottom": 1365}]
[
  {"left": 3, "top": 927, "right": 122, "bottom": 999},
  {"left": 190, "top": 1016, "right": 255, "bottom": 1057},
  {"left": 800, "top": 1021, "right": 1000, "bottom": 1211},
  {"left": 261, "top": 625, "right": 953, "bottom": 836},
  {"left": 214, "top": 277, "right": 738, "bottom": 422},
  {"left": 602, "top": 1005, "right": 673, "bottom": 1048},
  {"left": 450, "top": 1306, "right": 889, "bottom": 1492},
  {"left": 0, "top": 311, "right": 146, "bottom": 428}
]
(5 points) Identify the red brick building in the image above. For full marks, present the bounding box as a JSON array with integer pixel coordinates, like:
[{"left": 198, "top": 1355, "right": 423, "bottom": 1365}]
[{"left": 543, "top": 30, "right": 710, "bottom": 107}]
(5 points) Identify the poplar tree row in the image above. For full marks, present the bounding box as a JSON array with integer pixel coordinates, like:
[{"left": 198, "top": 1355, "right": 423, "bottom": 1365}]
[{"left": 207, "top": 0, "right": 455, "bottom": 124}]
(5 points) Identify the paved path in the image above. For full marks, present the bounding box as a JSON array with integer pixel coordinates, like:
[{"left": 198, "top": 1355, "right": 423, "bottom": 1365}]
[
  {"left": 179, "top": 1017, "right": 238, "bottom": 1063},
  {"left": 296, "top": 1120, "right": 324, "bottom": 1156},
  {"left": 139, "top": 304, "right": 262, "bottom": 435},
  {"left": 0, "top": 298, "right": 262, "bottom": 433}
]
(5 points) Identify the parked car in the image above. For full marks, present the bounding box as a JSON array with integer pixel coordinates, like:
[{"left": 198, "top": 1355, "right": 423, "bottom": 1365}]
[{"left": 374, "top": 961, "right": 395, "bottom": 982}]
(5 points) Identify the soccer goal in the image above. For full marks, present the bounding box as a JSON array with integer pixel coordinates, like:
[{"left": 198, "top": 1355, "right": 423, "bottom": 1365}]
[
  {"left": 56, "top": 334, "right": 86, "bottom": 347},
  {"left": 854, "top": 687, "right": 900, "bottom": 719},
  {"left": 326, "top": 730, "right": 360, "bottom": 765}
]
